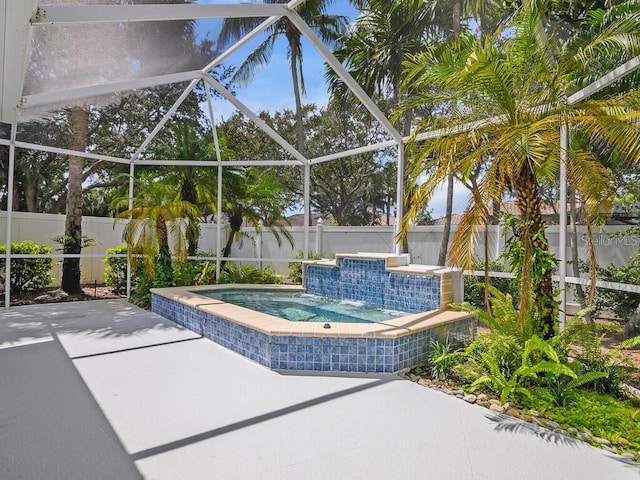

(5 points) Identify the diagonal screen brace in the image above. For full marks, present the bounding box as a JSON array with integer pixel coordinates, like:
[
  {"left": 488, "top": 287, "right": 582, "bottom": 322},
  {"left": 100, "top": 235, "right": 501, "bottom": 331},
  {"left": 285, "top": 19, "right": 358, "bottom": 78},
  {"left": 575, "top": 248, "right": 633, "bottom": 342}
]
[{"left": 201, "top": 74, "right": 308, "bottom": 165}]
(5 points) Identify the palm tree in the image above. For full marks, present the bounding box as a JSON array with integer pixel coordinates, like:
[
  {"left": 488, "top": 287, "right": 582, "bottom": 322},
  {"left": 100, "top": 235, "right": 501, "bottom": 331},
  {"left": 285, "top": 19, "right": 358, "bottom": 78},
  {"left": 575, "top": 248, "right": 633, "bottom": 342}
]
[
  {"left": 327, "top": 0, "right": 436, "bottom": 250},
  {"left": 62, "top": 105, "right": 89, "bottom": 294},
  {"left": 113, "top": 174, "right": 201, "bottom": 284},
  {"left": 426, "top": 0, "right": 502, "bottom": 266},
  {"left": 152, "top": 123, "right": 220, "bottom": 255},
  {"left": 399, "top": 1, "right": 640, "bottom": 337},
  {"left": 219, "top": 166, "right": 293, "bottom": 272},
  {"left": 218, "top": 1, "right": 347, "bottom": 155},
  {"left": 328, "top": 0, "right": 502, "bottom": 255},
  {"left": 55, "top": 0, "right": 215, "bottom": 293}
]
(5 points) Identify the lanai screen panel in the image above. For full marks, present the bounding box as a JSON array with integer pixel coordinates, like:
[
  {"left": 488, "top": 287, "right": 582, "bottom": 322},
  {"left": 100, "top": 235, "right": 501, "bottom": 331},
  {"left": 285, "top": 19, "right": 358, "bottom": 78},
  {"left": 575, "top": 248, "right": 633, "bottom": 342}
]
[{"left": 23, "top": 1, "right": 279, "bottom": 122}]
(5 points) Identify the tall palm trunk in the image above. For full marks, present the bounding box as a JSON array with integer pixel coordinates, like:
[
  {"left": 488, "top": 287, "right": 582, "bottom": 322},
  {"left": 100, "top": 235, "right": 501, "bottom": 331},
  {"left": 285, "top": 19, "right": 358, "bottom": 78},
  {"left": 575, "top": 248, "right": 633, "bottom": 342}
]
[
  {"left": 156, "top": 213, "right": 173, "bottom": 285},
  {"left": 62, "top": 105, "right": 88, "bottom": 294},
  {"left": 289, "top": 32, "right": 305, "bottom": 156},
  {"left": 514, "top": 162, "right": 556, "bottom": 338},
  {"left": 220, "top": 212, "right": 243, "bottom": 272},
  {"left": 287, "top": 27, "right": 309, "bottom": 227},
  {"left": 181, "top": 179, "right": 199, "bottom": 256},
  {"left": 438, "top": 0, "right": 463, "bottom": 266},
  {"left": 25, "top": 184, "right": 37, "bottom": 212},
  {"left": 438, "top": 174, "right": 455, "bottom": 265}
]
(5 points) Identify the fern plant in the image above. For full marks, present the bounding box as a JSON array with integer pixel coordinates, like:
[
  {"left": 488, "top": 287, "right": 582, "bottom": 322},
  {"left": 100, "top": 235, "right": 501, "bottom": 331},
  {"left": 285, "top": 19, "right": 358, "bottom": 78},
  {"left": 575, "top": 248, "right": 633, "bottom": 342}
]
[
  {"left": 453, "top": 286, "right": 536, "bottom": 343},
  {"left": 426, "top": 338, "right": 465, "bottom": 381},
  {"left": 468, "top": 335, "right": 578, "bottom": 405},
  {"left": 545, "top": 370, "right": 610, "bottom": 407}
]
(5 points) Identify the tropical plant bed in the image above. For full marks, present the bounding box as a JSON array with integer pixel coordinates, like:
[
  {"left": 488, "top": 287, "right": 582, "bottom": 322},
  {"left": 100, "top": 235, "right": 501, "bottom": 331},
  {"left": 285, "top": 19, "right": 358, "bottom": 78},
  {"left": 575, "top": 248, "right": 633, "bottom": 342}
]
[{"left": 403, "top": 345, "right": 640, "bottom": 462}]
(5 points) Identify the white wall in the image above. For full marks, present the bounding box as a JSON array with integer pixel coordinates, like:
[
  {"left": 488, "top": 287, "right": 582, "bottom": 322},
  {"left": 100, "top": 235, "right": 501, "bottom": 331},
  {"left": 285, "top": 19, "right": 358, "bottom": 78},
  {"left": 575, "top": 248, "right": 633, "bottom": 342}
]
[
  {"left": 0, "top": 212, "right": 126, "bottom": 285},
  {"left": 1, "top": 212, "right": 638, "bottom": 285}
]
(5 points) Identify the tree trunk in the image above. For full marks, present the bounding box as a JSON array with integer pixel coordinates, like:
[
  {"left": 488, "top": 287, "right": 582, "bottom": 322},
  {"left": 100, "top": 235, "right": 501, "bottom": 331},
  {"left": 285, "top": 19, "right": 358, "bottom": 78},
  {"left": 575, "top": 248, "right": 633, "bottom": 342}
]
[
  {"left": 438, "top": 174, "right": 455, "bottom": 265},
  {"left": 220, "top": 213, "right": 243, "bottom": 272},
  {"left": 25, "top": 184, "right": 37, "bottom": 212},
  {"left": 290, "top": 44, "right": 305, "bottom": 156},
  {"left": 437, "top": 0, "right": 462, "bottom": 265},
  {"left": 514, "top": 162, "right": 556, "bottom": 338},
  {"left": 12, "top": 181, "right": 19, "bottom": 211},
  {"left": 181, "top": 179, "right": 199, "bottom": 256},
  {"left": 288, "top": 34, "right": 309, "bottom": 227},
  {"left": 156, "top": 213, "right": 173, "bottom": 285},
  {"left": 400, "top": 109, "right": 412, "bottom": 253},
  {"left": 62, "top": 105, "right": 88, "bottom": 294}
]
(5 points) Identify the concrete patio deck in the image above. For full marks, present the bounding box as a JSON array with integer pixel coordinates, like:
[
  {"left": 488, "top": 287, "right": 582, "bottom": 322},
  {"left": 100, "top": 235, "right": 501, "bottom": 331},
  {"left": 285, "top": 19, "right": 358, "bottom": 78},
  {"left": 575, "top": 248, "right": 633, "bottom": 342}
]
[{"left": 0, "top": 299, "right": 638, "bottom": 479}]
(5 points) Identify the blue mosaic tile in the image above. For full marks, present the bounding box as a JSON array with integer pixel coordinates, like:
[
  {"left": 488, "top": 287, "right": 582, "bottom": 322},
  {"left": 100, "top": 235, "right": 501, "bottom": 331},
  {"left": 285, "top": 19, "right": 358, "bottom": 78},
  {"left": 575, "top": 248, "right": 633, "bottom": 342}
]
[{"left": 153, "top": 267, "right": 476, "bottom": 373}]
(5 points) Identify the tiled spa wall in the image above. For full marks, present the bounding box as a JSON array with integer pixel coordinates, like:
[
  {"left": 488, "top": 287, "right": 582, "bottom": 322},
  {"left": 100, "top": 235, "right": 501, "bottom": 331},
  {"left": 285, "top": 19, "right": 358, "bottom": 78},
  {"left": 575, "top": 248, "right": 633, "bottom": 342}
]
[
  {"left": 304, "top": 255, "right": 460, "bottom": 313},
  {"left": 151, "top": 292, "right": 476, "bottom": 373}
]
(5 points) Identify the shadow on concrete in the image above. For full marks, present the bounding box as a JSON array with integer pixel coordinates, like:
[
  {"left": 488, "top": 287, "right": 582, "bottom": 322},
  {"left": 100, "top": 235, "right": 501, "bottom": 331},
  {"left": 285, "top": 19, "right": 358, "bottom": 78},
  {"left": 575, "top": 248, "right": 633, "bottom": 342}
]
[
  {"left": 130, "top": 377, "right": 393, "bottom": 461},
  {"left": 0, "top": 340, "right": 142, "bottom": 480},
  {"left": 486, "top": 412, "right": 640, "bottom": 474},
  {"left": 0, "top": 299, "right": 185, "bottom": 348}
]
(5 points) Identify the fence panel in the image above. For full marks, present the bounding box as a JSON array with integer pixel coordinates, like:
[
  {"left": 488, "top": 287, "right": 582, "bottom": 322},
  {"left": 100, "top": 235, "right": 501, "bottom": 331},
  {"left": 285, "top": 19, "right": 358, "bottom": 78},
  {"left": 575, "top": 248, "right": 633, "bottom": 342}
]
[{"left": 1, "top": 212, "right": 639, "bottom": 285}]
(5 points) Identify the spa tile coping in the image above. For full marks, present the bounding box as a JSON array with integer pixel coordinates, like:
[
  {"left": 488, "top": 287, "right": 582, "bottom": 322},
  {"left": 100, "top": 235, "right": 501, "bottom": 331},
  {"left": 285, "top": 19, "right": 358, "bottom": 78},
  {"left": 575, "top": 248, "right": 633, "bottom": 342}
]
[
  {"left": 151, "top": 284, "right": 473, "bottom": 340},
  {"left": 303, "top": 252, "right": 460, "bottom": 276}
]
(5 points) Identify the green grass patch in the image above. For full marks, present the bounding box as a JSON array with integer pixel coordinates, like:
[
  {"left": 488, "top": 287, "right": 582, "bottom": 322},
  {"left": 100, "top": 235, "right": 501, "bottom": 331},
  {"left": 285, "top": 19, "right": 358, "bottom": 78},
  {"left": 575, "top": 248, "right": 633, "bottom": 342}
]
[{"left": 523, "top": 388, "right": 640, "bottom": 454}]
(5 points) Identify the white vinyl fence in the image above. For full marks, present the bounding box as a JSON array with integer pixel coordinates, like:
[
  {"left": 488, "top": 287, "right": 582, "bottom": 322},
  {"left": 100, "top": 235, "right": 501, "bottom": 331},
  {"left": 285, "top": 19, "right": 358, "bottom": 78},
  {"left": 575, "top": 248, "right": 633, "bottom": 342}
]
[{"left": 1, "top": 212, "right": 638, "bottom": 286}]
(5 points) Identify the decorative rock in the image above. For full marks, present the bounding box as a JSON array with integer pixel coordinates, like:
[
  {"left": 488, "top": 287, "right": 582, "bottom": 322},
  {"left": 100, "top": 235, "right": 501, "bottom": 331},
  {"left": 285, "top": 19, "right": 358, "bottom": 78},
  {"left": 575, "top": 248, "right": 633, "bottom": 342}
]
[
  {"left": 620, "top": 453, "right": 636, "bottom": 462},
  {"left": 489, "top": 404, "right": 505, "bottom": 414},
  {"left": 477, "top": 393, "right": 488, "bottom": 402},
  {"left": 463, "top": 394, "right": 477, "bottom": 404},
  {"left": 527, "top": 409, "right": 540, "bottom": 417},
  {"left": 489, "top": 399, "right": 502, "bottom": 406},
  {"left": 477, "top": 400, "right": 490, "bottom": 408},
  {"left": 546, "top": 420, "right": 561, "bottom": 430},
  {"left": 602, "top": 445, "right": 619, "bottom": 454},
  {"left": 577, "top": 432, "right": 592, "bottom": 442},
  {"left": 503, "top": 402, "right": 512, "bottom": 410},
  {"left": 567, "top": 427, "right": 578, "bottom": 436},
  {"left": 418, "top": 379, "right": 431, "bottom": 386},
  {"left": 618, "top": 437, "right": 629, "bottom": 446},
  {"left": 444, "top": 388, "right": 465, "bottom": 396},
  {"left": 455, "top": 394, "right": 464, "bottom": 399},
  {"left": 506, "top": 408, "right": 521, "bottom": 419},
  {"left": 409, "top": 374, "right": 419, "bottom": 382},
  {"left": 531, "top": 417, "right": 543, "bottom": 426},
  {"left": 520, "top": 414, "right": 533, "bottom": 423},
  {"left": 594, "top": 437, "right": 612, "bottom": 447}
]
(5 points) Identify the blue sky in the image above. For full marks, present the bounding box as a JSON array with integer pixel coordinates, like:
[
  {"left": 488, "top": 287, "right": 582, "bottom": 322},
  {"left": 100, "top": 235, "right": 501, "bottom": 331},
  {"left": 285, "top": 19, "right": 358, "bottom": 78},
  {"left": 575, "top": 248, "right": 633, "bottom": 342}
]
[{"left": 203, "top": 2, "right": 469, "bottom": 218}]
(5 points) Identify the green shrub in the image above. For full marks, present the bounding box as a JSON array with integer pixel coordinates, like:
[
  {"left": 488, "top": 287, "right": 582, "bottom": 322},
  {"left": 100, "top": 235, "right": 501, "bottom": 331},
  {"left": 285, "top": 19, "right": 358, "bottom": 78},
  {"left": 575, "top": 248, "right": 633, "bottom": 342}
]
[
  {"left": 103, "top": 245, "right": 128, "bottom": 294},
  {"left": 218, "top": 263, "right": 282, "bottom": 285},
  {"left": 594, "top": 254, "right": 640, "bottom": 321},
  {"left": 287, "top": 250, "right": 322, "bottom": 284},
  {"left": 0, "top": 240, "right": 54, "bottom": 293},
  {"left": 463, "top": 259, "right": 520, "bottom": 309},
  {"left": 521, "top": 388, "right": 640, "bottom": 454},
  {"left": 173, "top": 253, "right": 214, "bottom": 287},
  {"left": 463, "top": 334, "right": 578, "bottom": 405},
  {"left": 105, "top": 247, "right": 218, "bottom": 304},
  {"left": 454, "top": 291, "right": 640, "bottom": 407},
  {"left": 426, "top": 338, "right": 464, "bottom": 381}
]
